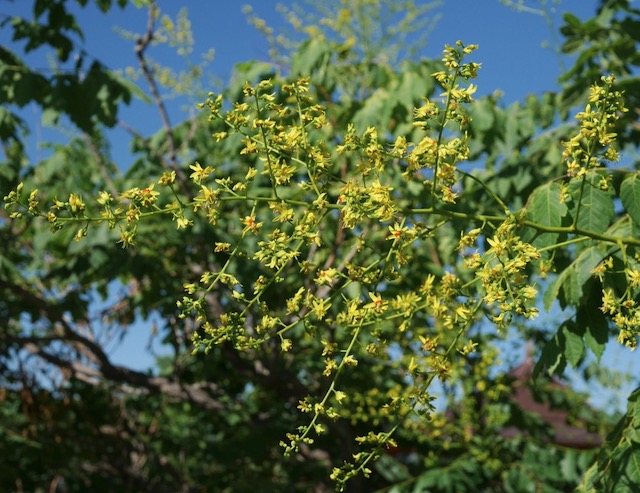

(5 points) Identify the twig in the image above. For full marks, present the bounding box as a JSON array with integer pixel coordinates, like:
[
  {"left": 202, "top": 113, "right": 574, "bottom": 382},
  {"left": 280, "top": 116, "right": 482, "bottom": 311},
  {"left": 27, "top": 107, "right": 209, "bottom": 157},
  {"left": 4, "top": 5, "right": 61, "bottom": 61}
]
[{"left": 134, "top": 2, "right": 189, "bottom": 195}]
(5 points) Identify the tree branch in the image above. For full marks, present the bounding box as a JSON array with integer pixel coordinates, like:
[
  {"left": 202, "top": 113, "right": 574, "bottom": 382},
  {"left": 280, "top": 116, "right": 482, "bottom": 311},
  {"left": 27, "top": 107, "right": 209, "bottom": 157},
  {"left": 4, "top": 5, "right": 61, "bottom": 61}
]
[
  {"left": 134, "top": 2, "right": 189, "bottom": 196},
  {"left": 0, "top": 278, "right": 225, "bottom": 412}
]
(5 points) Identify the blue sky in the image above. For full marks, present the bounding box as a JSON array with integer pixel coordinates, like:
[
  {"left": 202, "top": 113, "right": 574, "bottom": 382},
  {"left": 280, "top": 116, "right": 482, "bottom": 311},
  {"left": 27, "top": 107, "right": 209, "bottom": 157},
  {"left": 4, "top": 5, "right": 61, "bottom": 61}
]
[
  {"left": 89, "top": 0, "right": 599, "bottom": 140},
  {"left": 7, "top": 0, "right": 635, "bottom": 409},
  {"left": 69, "top": 0, "right": 598, "bottom": 101},
  {"left": 2, "top": 0, "right": 603, "bottom": 190},
  {"left": 3, "top": 0, "right": 600, "bottom": 168}
]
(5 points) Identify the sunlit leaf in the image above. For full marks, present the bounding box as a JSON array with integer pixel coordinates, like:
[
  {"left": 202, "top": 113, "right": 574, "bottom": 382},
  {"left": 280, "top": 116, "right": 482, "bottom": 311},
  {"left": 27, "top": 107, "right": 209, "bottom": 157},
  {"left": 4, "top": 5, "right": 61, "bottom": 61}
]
[{"left": 525, "top": 181, "right": 567, "bottom": 248}]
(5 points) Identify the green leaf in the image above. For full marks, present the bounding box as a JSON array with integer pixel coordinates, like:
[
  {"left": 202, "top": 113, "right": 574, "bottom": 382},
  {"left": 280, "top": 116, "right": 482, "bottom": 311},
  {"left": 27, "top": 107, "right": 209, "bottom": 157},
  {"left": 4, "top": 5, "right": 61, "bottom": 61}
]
[
  {"left": 563, "top": 12, "right": 583, "bottom": 29},
  {"left": 620, "top": 174, "right": 640, "bottom": 227},
  {"left": 111, "top": 72, "right": 151, "bottom": 104},
  {"left": 605, "top": 215, "right": 637, "bottom": 239},
  {"left": 630, "top": 389, "right": 640, "bottom": 419},
  {"left": 576, "top": 461, "right": 601, "bottom": 492},
  {"left": 535, "top": 326, "right": 567, "bottom": 377},
  {"left": 396, "top": 68, "right": 428, "bottom": 112},
  {"left": 230, "top": 61, "right": 275, "bottom": 94},
  {"left": 41, "top": 107, "right": 60, "bottom": 127},
  {"left": 525, "top": 182, "right": 567, "bottom": 249},
  {"left": 544, "top": 246, "right": 607, "bottom": 310},
  {"left": 544, "top": 268, "right": 569, "bottom": 311},
  {"left": 562, "top": 324, "right": 585, "bottom": 367},
  {"left": 579, "top": 306, "right": 608, "bottom": 362},
  {"left": 559, "top": 451, "right": 579, "bottom": 483},
  {"left": 571, "top": 246, "right": 606, "bottom": 299},
  {"left": 577, "top": 388, "right": 640, "bottom": 492},
  {"left": 469, "top": 97, "right": 494, "bottom": 131},
  {"left": 374, "top": 453, "right": 410, "bottom": 482},
  {"left": 290, "top": 38, "right": 331, "bottom": 77},
  {"left": 624, "top": 446, "right": 640, "bottom": 483},
  {"left": 352, "top": 88, "right": 389, "bottom": 132},
  {"left": 12, "top": 71, "right": 48, "bottom": 107},
  {"left": 570, "top": 174, "right": 615, "bottom": 233},
  {"left": 536, "top": 321, "right": 584, "bottom": 375}
]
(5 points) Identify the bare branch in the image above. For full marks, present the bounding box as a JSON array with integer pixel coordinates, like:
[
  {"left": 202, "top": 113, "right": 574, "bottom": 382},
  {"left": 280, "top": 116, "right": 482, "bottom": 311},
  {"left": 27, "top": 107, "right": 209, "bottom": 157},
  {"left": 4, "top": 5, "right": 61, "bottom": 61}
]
[
  {"left": 133, "top": 2, "right": 189, "bottom": 195},
  {"left": 1, "top": 278, "right": 225, "bottom": 412},
  {"left": 17, "top": 339, "right": 225, "bottom": 412}
]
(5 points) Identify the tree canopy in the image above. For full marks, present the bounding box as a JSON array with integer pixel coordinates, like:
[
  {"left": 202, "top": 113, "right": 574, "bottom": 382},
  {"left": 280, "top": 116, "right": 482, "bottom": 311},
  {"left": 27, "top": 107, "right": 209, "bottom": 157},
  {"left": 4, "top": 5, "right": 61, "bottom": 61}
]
[{"left": 2, "top": 0, "right": 640, "bottom": 492}]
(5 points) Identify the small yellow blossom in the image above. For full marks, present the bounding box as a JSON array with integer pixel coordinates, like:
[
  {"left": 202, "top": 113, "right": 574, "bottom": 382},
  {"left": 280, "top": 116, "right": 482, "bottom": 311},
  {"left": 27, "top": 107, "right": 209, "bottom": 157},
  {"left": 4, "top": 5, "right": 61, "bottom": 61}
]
[
  {"left": 189, "top": 161, "right": 213, "bottom": 183},
  {"left": 242, "top": 215, "right": 263, "bottom": 235},
  {"left": 68, "top": 193, "right": 85, "bottom": 214}
]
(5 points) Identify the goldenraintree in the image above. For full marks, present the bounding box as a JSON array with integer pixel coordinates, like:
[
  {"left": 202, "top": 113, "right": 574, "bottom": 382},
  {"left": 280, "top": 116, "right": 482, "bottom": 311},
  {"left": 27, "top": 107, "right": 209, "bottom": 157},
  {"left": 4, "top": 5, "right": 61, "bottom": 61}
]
[{"left": 2, "top": 0, "right": 640, "bottom": 491}]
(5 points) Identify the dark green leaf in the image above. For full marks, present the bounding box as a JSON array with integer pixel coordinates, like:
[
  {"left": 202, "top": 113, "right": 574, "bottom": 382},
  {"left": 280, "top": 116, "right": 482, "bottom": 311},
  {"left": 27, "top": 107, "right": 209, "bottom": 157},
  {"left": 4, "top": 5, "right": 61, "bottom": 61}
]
[
  {"left": 562, "top": 324, "right": 585, "bottom": 367},
  {"left": 535, "top": 326, "right": 567, "bottom": 377},
  {"left": 563, "top": 12, "right": 583, "bottom": 29},
  {"left": 620, "top": 174, "right": 640, "bottom": 227},
  {"left": 544, "top": 246, "right": 606, "bottom": 310},
  {"left": 570, "top": 173, "right": 615, "bottom": 233},
  {"left": 579, "top": 307, "right": 608, "bottom": 362}
]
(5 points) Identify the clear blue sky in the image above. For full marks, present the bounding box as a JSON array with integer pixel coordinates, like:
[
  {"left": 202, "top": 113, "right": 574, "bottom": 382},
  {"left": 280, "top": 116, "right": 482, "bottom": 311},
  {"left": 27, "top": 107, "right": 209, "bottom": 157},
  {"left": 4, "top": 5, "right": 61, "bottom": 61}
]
[
  {"left": 85, "top": 0, "right": 599, "bottom": 156},
  {"left": 64, "top": 0, "right": 599, "bottom": 100},
  {"left": 3, "top": 0, "right": 599, "bottom": 167},
  {"left": 8, "top": 0, "right": 634, "bottom": 410}
]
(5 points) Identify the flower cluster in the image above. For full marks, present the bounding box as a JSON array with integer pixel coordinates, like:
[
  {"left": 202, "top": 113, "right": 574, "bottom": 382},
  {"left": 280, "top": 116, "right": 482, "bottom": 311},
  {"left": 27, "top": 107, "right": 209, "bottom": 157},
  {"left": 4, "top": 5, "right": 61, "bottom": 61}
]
[
  {"left": 468, "top": 219, "right": 540, "bottom": 330},
  {"left": 4, "top": 38, "right": 638, "bottom": 491},
  {"left": 598, "top": 261, "right": 640, "bottom": 349},
  {"left": 405, "top": 42, "right": 479, "bottom": 200},
  {"left": 562, "top": 75, "right": 627, "bottom": 176}
]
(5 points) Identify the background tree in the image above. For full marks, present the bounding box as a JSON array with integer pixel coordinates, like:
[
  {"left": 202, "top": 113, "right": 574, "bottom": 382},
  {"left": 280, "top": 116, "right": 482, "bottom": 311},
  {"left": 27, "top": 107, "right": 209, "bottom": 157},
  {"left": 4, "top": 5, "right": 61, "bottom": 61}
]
[{"left": 1, "top": 0, "right": 639, "bottom": 492}]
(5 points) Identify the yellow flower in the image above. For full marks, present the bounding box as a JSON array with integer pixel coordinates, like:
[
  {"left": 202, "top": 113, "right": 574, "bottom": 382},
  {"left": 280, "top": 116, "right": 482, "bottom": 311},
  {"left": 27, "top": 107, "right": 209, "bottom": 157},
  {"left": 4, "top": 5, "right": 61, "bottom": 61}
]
[
  {"left": 364, "top": 292, "right": 388, "bottom": 314},
  {"left": 158, "top": 170, "right": 176, "bottom": 186},
  {"left": 334, "top": 391, "right": 346, "bottom": 403},
  {"left": 627, "top": 269, "right": 640, "bottom": 289},
  {"left": 97, "top": 191, "right": 112, "bottom": 205},
  {"left": 176, "top": 216, "right": 193, "bottom": 229},
  {"left": 136, "top": 183, "right": 160, "bottom": 207},
  {"left": 68, "top": 193, "right": 85, "bottom": 214},
  {"left": 242, "top": 215, "right": 263, "bottom": 235},
  {"left": 189, "top": 161, "right": 213, "bottom": 184}
]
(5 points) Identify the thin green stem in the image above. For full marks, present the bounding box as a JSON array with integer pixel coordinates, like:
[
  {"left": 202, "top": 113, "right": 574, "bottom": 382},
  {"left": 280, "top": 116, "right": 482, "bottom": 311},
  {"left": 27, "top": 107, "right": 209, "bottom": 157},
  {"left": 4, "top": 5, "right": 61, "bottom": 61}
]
[
  {"left": 344, "top": 300, "right": 483, "bottom": 489},
  {"left": 295, "top": 319, "right": 363, "bottom": 446},
  {"left": 294, "top": 91, "right": 322, "bottom": 197},
  {"left": 457, "top": 168, "right": 510, "bottom": 213},
  {"left": 253, "top": 92, "right": 280, "bottom": 199},
  {"left": 432, "top": 68, "right": 459, "bottom": 202},
  {"left": 572, "top": 86, "right": 612, "bottom": 228}
]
